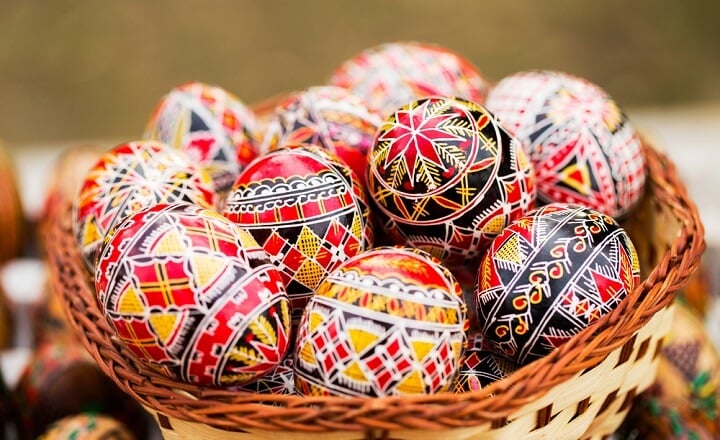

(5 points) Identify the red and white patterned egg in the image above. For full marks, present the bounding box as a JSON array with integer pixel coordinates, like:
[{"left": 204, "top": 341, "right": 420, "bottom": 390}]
[
  {"left": 367, "top": 96, "right": 536, "bottom": 268},
  {"left": 474, "top": 203, "right": 641, "bottom": 365},
  {"left": 294, "top": 246, "right": 468, "bottom": 397},
  {"left": 223, "top": 144, "right": 374, "bottom": 322},
  {"left": 485, "top": 70, "right": 646, "bottom": 218},
  {"left": 73, "top": 140, "right": 215, "bottom": 271},
  {"left": 260, "top": 85, "right": 382, "bottom": 186},
  {"left": 95, "top": 202, "right": 291, "bottom": 387},
  {"left": 330, "top": 41, "right": 489, "bottom": 116},
  {"left": 144, "top": 81, "right": 259, "bottom": 192}
]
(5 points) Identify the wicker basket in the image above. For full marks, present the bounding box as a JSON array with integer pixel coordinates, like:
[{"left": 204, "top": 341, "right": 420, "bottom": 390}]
[{"left": 45, "top": 141, "right": 704, "bottom": 440}]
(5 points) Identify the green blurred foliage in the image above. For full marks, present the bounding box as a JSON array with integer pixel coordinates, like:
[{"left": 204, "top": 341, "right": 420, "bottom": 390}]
[{"left": 1, "top": 0, "right": 719, "bottom": 146}]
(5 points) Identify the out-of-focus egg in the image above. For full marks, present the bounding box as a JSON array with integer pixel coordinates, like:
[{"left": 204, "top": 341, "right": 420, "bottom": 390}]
[
  {"left": 235, "top": 353, "right": 295, "bottom": 395},
  {"left": 260, "top": 86, "right": 382, "bottom": 186},
  {"left": 452, "top": 331, "right": 517, "bottom": 393},
  {"left": 367, "top": 96, "right": 535, "bottom": 268},
  {"left": 0, "top": 276, "right": 13, "bottom": 349},
  {"left": 330, "top": 41, "right": 489, "bottom": 116},
  {"left": 144, "top": 81, "right": 259, "bottom": 192},
  {"left": 485, "top": 70, "right": 646, "bottom": 218},
  {"left": 294, "top": 246, "right": 468, "bottom": 397},
  {"left": 475, "top": 204, "right": 640, "bottom": 365},
  {"left": 12, "top": 341, "right": 148, "bottom": 439},
  {"left": 33, "top": 276, "right": 74, "bottom": 346},
  {"left": 38, "top": 413, "right": 136, "bottom": 440},
  {"left": 41, "top": 144, "right": 105, "bottom": 222},
  {"left": 223, "top": 144, "right": 374, "bottom": 322},
  {"left": 73, "top": 140, "right": 215, "bottom": 271},
  {"left": 95, "top": 203, "right": 291, "bottom": 387},
  {"left": 0, "top": 141, "right": 24, "bottom": 264},
  {"left": 618, "top": 303, "right": 720, "bottom": 439}
]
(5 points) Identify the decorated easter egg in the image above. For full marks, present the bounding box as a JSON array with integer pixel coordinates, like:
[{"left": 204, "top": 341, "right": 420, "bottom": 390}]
[
  {"left": 223, "top": 144, "right": 374, "bottom": 322},
  {"left": 485, "top": 70, "right": 646, "bottom": 218},
  {"left": 39, "top": 413, "right": 136, "bottom": 440},
  {"left": 453, "top": 331, "right": 517, "bottom": 393},
  {"left": 474, "top": 204, "right": 640, "bottom": 365},
  {"left": 260, "top": 85, "right": 382, "bottom": 185},
  {"left": 13, "top": 341, "right": 148, "bottom": 439},
  {"left": 236, "top": 353, "right": 295, "bottom": 395},
  {"left": 144, "top": 81, "right": 259, "bottom": 192},
  {"left": 42, "top": 144, "right": 105, "bottom": 222},
  {"left": 330, "top": 41, "right": 489, "bottom": 116},
  {"left": 73, "top": 140, "right": 215, "bottom": 271},
  {"left": 619, "top": 303, "right": 720, "bottom": 439},
  {"left": 294, "top": 246, "right": 468, "bottom": 397},
  {"left": 367, "top": 96, "right": 536, "bottom": 268},
  {"left": 0, "top": 141, "right": 24, "bottom": 264},
  {"left": 95, "top": 203, "right": 291, "bottom": 387}
]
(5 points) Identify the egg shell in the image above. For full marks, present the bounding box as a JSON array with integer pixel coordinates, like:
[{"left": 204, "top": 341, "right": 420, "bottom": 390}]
[
  {"left": 223, "top": 144, "right": 374, "bottom": 322},
  {"left": 368, "top": 96, "right": 536, "bottom": 268},
  {"left": 294, "top": 246, "right": 468, "bottom": 397},
  {"left": 12, "top": 341, "right": 148, "bottom": 439},
  {"left": 235, "top": 353, "right": 295, "bottom": 395},
  {"left": 39, "top": 413, "right": 136, "bottom": 440},
  {"left": 330, "top": 41, "right": 489, "bottom": 116},
  {"left": 95, "top": 203, "right": 291, "bottom": 387},
  {"left": 0, "top": 142, "right": 24, "bottom": 264},
  {"left": 619, "top": 303, "right": 720, "bottom": 438},
  {"left": 145, "top": 81, "right": 259, "bottom": 192},
  {"left": 260, "top": 85, "right": 382, "bottom": 187},
  {"left": 73, "top": 140, "right": 216, "bottom": 271},
  {"left": 474, "top": 203, "right": 640, "bottom": 365},
  {"left": 452, "top": 331, "right": 518, "bottom": 393},
  {"left": 485, "top": 70, "right": 646, "bottom": 218}
]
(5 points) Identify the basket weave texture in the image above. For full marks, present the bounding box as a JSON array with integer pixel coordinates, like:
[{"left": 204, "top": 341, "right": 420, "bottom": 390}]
[{"left": 45, "top": 142, "right": 704, "bottom": 439}]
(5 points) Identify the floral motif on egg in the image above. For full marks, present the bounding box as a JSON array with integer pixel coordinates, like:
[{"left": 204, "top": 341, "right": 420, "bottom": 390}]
[
  {"left": 223, "top": 145, "right": 374, "bottom": 322},
  {"left": 474, "top": 204, "right": 640, "bottom": 365},
  {"left": 95, "top": 203, "right": 291, "bottom": 387},
  {"left": 236, "top": 353, "right": 295, "bottom": 395},
  {"left": 294, "top": 247, "right": 468, "bottom": 397},
  {"left": 73, "top": 141, "right": 215, "bottom": 271},
  {"left": 145, "top": 81, "right": 259, "bottom": 192},
  {"left": 485, "top": 70, "right": 646, "bottom": 218},
  {"left": 367, "top": 97, "right": 535, "bottom": 267},
  {"left": 260, "top": 86, "right": 382, "bottom": 186},
  {"left": 330, "top": 41, "right": 489, "bottom": 116}
]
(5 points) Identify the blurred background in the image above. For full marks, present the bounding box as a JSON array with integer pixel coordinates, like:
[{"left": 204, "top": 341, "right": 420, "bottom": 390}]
[{"left": 1, "top": 0, "right": 719, "bottom": 145}]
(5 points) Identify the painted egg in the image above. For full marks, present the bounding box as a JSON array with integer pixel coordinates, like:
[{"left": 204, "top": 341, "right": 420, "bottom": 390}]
[
  {"left": 42, "top": 144, "right": 105, "bottom": 217},
  {"left": 330, "top": 41, "right": 489, "bottom": 116},
  {"left": 73, "top": 140, "right": 215, "bottom": 271},
  {"left": 453, "top": 331, "right": 517, "bottom": 393},
  {"left": 13, "top": 341, "right": 148, "bottom": 439},
  {"left": 294, "top": 246, "right": 468, "bottom": 397},
  {"left": 0, "top": 141, "right": 23, "bottom": 264},
  {"left": 95, "top": 203, "right": 291, "bottom": 387},
  {"left": 235, "top": 353, "right": 295, "bottom": 395},
  {"left": 474, "top": 203, "right": 640, "bottom": 365},
  {"left": 485, "top": 70, "right": 646, "bottom": 218},
  {"left": 367, "top": 96, "right": 536, "bottom": 268},
  {"left": 39, "top": 413, "right": 136, "bottom": 440},
  {"left": 144, "top": 81, "right": 259, "bottom": 192},
  {"left": 619, "top": 304, "right": 720, "bottom": 439},
  {"left": 223, "top": 144, "right": 374, "bottom": 322},
  {"left": 260, "top": 85, "right": 382, "bottom": 186}
]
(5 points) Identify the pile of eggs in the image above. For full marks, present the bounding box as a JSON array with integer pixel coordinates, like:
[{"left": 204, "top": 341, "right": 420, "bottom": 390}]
[{"left": 72, "top": 41, "right": 645, "bottom": 396}]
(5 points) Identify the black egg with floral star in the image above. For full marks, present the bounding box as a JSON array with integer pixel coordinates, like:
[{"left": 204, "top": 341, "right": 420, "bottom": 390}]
[
  {"left": 474, "top": 203, "right": 640, "bottom": 365},
  {"left": 367, "top": 96, "right": 536, "bottom": 268}
]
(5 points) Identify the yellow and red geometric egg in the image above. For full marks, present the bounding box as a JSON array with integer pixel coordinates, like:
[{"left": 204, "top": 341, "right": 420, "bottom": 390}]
[
  {"left": 95, "top": 202, "right": 291, "bottom": 387},
  {"left": 223, "top": 144, "right": 374, "bottom": 323}
]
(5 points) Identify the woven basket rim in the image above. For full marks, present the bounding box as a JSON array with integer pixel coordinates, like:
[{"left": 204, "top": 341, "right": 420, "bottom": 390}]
[{"left": 44, "top": 141, "right": 705, "bottom": 432}]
